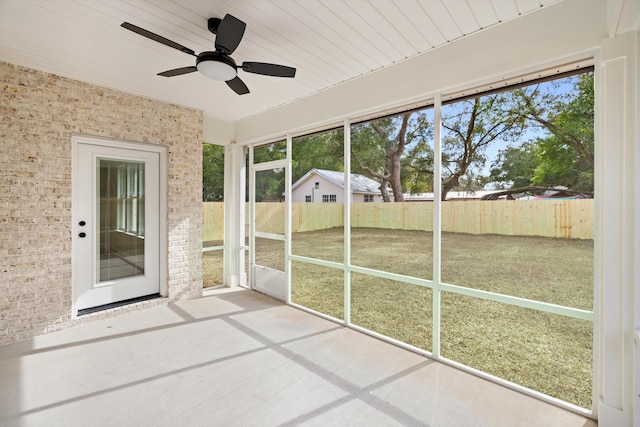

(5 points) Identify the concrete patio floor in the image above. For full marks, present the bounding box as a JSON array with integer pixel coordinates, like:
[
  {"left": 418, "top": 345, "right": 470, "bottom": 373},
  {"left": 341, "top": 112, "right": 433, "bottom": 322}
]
[{"left": 0, "top": 288, "right": 597, "bottom": 426}]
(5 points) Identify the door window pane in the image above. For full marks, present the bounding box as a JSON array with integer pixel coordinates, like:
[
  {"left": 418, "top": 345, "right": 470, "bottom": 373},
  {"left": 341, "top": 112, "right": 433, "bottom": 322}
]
[
  {"left": 98, "top": 159, "right": 145, "bottom": 281},
  {"left": 255, "top": 168, "right": 285, "bottom": 234},
  {"left": 254, "top": 169, "right": 285, "bottom": 276}
]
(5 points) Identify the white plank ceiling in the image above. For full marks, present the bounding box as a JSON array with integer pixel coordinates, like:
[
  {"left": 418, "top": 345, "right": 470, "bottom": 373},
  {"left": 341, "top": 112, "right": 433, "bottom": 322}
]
[{"left": 0, "top": 0, "right": 563, "bottom": 122}]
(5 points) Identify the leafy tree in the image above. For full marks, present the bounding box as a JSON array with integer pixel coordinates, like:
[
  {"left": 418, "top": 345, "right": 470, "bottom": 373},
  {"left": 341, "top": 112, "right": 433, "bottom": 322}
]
[
  {"left": 531, "top": 135, "right": 594, "bottom": 190},
  {"left": 489, "top": 142, "right": 539, "bottom": 189},
  {"left": 490, "top": 72, "right": 594, "bottom": 191},
  {"left": 515, "top": 73, "right": 594, "bottom": 169},
  {"left": 439, "top": 95, "right": 526, "bottom": 200},
  {"left": 351, "top": 111, "right": 432, "bottom": 201},
  {"left": 292, "top": 129, "right": 344, "bottom": 183},
  {"left": 527, "top": 73, "right": 594, "bottom": 191},
  {"left": 202, "top": 144, "right": 225, "bottom": 201},
  {"left": 402, "top": 147, "right": 434, "bottom": 194}
]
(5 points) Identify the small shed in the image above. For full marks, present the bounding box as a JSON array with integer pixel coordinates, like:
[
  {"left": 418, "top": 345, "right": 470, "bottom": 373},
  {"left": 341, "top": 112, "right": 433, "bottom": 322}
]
[{"left": 291, "top": 169, "right": 385, "bottom": 203}]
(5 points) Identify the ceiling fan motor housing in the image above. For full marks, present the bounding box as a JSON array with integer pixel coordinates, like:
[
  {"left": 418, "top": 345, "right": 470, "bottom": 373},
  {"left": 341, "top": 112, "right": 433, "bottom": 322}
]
[{"left": 207, "top": 18, "right": 222, "bottom": 34}]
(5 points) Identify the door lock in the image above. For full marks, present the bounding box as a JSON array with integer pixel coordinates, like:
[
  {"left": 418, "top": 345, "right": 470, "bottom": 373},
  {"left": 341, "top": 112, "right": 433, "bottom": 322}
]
[
  {"left": 79, "top": 221, "right": 86, "bottom": 226},
  {"left": 78, "top": 232, "right": 87, "bottom": 238}
]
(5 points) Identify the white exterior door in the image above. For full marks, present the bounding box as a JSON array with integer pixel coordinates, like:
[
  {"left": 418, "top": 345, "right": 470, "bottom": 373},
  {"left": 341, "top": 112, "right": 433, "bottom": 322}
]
[
  {"left": 250, "top": 161, "right": 287, "bottom": 300},
  {"left": 73, "top": 138, "right": 164, "bottom": 313}
]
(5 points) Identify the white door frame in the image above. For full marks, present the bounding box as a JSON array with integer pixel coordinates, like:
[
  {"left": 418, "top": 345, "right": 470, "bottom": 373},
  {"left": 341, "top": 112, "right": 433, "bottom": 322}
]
[{"left": 71, "top": 135, "right": 167, "bottom": 315}]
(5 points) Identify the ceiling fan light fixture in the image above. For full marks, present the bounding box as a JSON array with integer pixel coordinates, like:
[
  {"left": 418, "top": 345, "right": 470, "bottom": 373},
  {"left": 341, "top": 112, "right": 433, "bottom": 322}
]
[{"left": 196, "top": 51, "right": 236, "bottom": 81}]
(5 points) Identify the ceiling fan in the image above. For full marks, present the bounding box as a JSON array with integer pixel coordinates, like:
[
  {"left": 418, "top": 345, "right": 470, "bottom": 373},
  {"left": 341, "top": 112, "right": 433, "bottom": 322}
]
[{"left": 121, "top": 14, "right": 296, "bottom": 95}]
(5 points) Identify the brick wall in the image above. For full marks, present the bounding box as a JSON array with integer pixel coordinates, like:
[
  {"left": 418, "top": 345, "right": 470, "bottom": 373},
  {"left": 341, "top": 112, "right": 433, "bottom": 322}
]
[{"left": 0, "top": 62, "right": 203, "bottom": 345}]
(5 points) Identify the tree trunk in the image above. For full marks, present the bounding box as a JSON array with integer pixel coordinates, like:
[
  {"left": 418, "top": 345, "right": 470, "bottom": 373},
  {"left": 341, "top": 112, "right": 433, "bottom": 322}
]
[
  {"left": 380, "top": 178, "right": 391, "bottom": 202},
  {"left": 390, "top": 153, "right": 404, "bottom": 201},
  {"left": 441, "top": 176, "right": 459, "bottom": 201}
]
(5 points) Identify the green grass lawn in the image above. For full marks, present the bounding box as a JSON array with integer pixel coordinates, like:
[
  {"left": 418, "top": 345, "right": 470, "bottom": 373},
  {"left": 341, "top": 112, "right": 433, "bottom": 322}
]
[
  {"left": 202, "top": 241, "right": 224, "bottom": 287},
  {"left": 290, "top": 227, "right": 593, "bottom": 409},
  {"left": 205, "top": 227, "right": 594, "bottom": 409}
]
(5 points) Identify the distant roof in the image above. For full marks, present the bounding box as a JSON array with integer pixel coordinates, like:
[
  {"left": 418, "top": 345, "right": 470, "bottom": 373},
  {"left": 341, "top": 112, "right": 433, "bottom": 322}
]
[
  {"left": 480, "top": 186, "right": 594, "bottom": 200},
  {"left": 403, "top": 190, "right": 500, "bottom": 200},
  {"left": 292, "top": 169, "right": 384, "bottom": 194}
]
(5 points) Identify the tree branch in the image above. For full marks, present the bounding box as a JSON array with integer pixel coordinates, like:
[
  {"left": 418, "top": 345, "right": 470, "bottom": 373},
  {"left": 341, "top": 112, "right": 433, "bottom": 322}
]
[{"left": 351, "top": 151, "right": 389, "bottom": 181}]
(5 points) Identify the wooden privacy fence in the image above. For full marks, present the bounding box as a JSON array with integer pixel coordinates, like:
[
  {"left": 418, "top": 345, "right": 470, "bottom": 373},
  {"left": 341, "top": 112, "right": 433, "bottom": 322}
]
[
  {"left": 441, "top": 199, "right": 593, "bottom": 238},
  {"left": 202, "top": 199, "right": 594, "bottom": 241},
  {"left": 202, "top": 202, "right": 225, "bottom": 241}
]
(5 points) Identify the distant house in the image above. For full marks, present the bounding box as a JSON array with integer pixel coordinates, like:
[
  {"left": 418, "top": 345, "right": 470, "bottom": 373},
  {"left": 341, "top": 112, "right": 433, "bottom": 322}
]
[{"left": 291, "top": 169, "right": 385, "bottom": 203}]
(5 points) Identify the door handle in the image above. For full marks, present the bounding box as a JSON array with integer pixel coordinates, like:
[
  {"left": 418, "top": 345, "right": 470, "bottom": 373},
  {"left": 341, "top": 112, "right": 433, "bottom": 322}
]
[{"left": 79, "top": 221, "right": 86, "bottom": 226}]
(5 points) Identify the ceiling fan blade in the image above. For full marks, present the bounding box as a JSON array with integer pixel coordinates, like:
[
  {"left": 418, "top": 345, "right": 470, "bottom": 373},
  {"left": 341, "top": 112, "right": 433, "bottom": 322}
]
[
  {"left": 157, "top": 66, "right": 197, "bottom": 77},
  {"left": 121, "top": 22, "right": 196, "bottom": 56},
  {"left": 215, "top": 14, "right": 246, "bottom": 55},
  {"left": 241, "top": 62, "right": 296, "bottom": 78},
  {"left": 226, "top": 76, "right": 250, "bottom": 95}
]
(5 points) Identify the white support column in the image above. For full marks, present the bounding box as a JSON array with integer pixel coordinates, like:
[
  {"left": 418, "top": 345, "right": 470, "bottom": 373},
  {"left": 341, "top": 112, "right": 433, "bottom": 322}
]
[
  {"left": 432, "top": 94, "right": 442, "bottom": 358},
  {"left": 596, "top": 30, "right": 638, "bottom": 427},
  {"left": 285, "top": 134, "right": 293, "bottom": 304},
  {"left": 634, "top": 32, "right": 640, "bottom": 427},
  {"left": 344, "top": 119, "right": 351, "bottom": 325},
  {"left": 223, "top": 143, "right": 246, "bottom": 287}
]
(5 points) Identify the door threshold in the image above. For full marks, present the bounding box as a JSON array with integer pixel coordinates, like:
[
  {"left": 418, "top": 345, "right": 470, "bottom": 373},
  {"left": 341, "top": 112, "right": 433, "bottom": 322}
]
[{"left": 77, "top": 293, "right": 162, "bottom": 316}]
